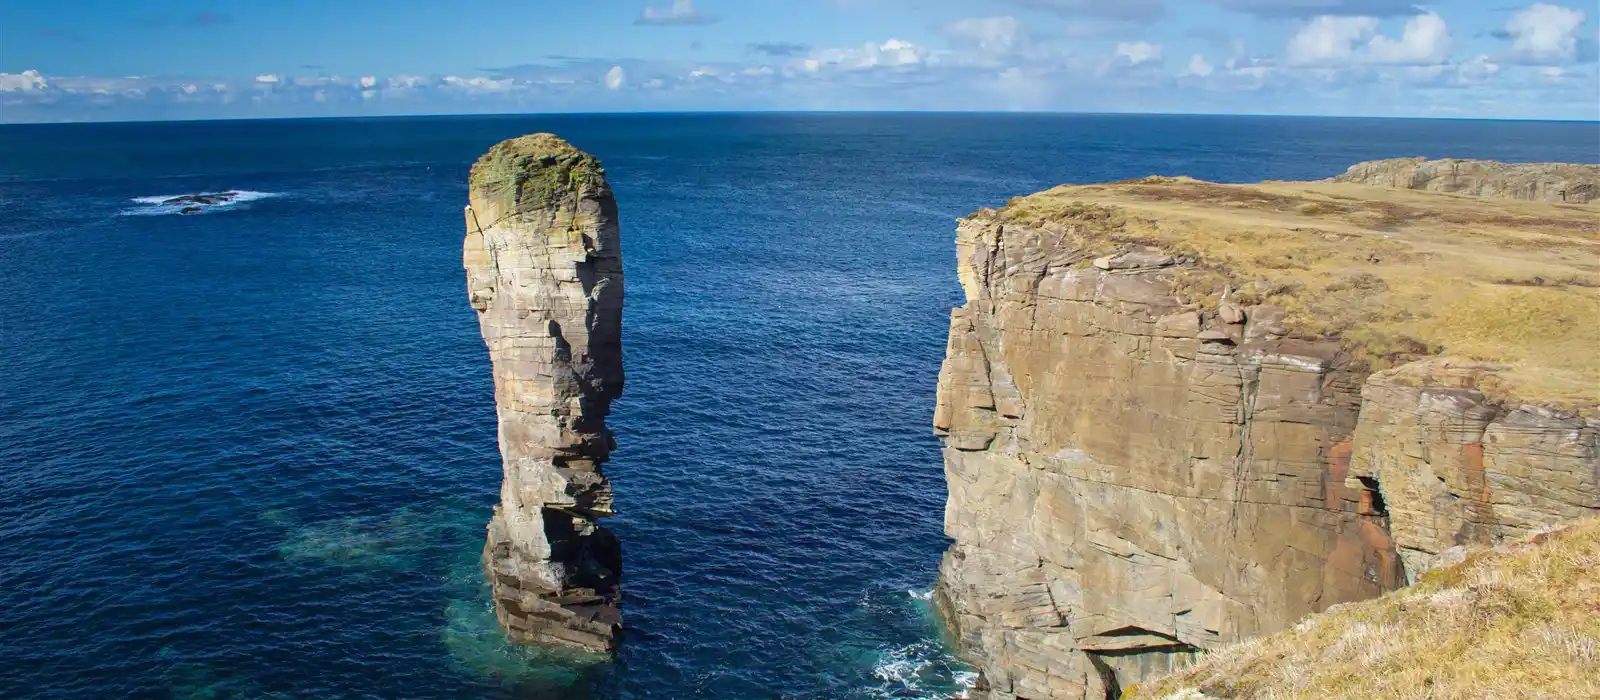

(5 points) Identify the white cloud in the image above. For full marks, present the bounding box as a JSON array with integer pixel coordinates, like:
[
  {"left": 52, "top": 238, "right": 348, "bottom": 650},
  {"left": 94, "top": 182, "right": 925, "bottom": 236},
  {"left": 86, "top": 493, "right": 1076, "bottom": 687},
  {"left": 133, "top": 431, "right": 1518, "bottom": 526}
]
[
  {"left": 1115, "top": 41, "right": 1163, "bottom": 66},
  {"left": 636, "top": 0, "right": 718, "bottom": 26},
  {"left": 605, "top": 65, "right": 626, "bottom": 90},
  {"left": 442, "top": 75, "right": 513, "bottom": 92},
  {"left": 1184, "top": 54, "right": 1215, "bottom": 77},
  {"left": 359, "top": 76, "right": 378, "bottom": 89},
  {"left": 805, "top": 39, "right": 927, "bottom": 71},
  {"left": 1287, "top": 16, "right": 1380, "bottom": 66},
  {"left": 944, "top": 16, "right": 1022, "bottom": 53},
  {"left": 254, "top": 74, "right": 281, "bottom": 84},
  {"left": 1287, "top": 12, "right": 1451, "bottom": 66},
  {"left": 1457, "top": 55, "right": 1500, "bottom": 84},
  {"left": 0, "top": 70, "right": 48, "bottom": 92},
  {"left": 1501, "top": 3, "right": 1587, "bottom": 64},
  {"left": 1367, "top": 12, "right": 1450, "bottom": 65}
]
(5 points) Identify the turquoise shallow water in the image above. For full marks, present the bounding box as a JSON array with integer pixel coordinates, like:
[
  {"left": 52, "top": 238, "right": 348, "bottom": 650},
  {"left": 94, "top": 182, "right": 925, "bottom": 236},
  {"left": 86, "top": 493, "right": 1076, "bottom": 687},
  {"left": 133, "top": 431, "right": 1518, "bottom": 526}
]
[{"left": 1, "top": 113, "right": 1595, "bottom": 699}]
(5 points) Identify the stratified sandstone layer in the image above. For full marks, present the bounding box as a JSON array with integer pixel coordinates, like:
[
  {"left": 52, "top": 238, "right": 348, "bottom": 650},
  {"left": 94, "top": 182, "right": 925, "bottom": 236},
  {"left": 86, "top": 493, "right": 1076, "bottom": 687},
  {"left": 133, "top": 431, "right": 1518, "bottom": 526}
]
[
  {"left": 464, "top": 134, "right": 625, "bottom": 652},
  {"left": 933, "top": 167, "right": 1599, "bottom": 698},
  {"left": 1332, "top": 157, "right": 1600, "bottom": 203}
]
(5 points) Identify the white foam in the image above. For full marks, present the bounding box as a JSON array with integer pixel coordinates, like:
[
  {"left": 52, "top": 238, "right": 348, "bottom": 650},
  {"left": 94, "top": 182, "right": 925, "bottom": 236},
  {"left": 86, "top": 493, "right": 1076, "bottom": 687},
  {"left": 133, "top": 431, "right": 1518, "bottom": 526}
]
[
  {"left": 906, "top": 589, "right": 933, "bottom": 601},
  {"left": 123, "top": 190, "right": 281, "bottom": 216},
  {"left": 871, "top": 641, "right": 935, "bottom": 691},
  {"left": 866, "top": 639, "right": 979, "bottom": 699}
]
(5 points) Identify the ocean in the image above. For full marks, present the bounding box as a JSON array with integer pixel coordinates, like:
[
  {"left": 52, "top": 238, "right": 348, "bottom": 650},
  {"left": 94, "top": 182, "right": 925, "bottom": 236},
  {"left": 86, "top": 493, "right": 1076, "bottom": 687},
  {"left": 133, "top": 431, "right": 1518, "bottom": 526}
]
[{"left": 1, "top": 113, "right": 1594, "bottom": 699}]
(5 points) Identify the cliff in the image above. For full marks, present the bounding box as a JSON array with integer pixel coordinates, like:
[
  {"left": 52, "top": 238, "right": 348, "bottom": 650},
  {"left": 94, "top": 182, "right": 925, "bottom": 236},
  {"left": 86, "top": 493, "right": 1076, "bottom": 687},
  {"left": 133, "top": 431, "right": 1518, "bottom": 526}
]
[
  {"left": 1126, "top": 516, "right": 1600, "bottom": 699},
  {"left": 464, "top": 134, "right": 626, "bottom": 652},
  {"left": 932, "top": 167, "right": 1599, "bottom": 698},
  {"left": 1331, "top": 157, "right": 1599, "bottom": 203}
]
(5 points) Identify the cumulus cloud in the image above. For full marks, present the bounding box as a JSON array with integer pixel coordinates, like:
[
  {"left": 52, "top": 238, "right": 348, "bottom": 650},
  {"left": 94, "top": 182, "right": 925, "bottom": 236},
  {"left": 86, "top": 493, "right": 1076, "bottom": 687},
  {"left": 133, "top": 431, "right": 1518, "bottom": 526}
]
[
  {"left": 635, "top": 0, "right": 718, "bottom": 26},
  {"left": 802, "top": 39, "right": 927, "bottom": 72},
  {"left": 254, "top": 74, "right": 281, "bottom": 83},
  {"left": 605, "top": 65, "right": 626, "bottom": 90},
  {"left": 1367, "top": 12, "right": 1451, "bottom": 65},
  {"left": 0, "top": 70, "right": 49, "bottom": 92},
  {"left": 1184, "top": 54, "right": 1216, "bottom": 77},
  {"left": 944, "top": 17, "right": 1023, "bottom": 53},
  {"left": 1287, "top": 12, "right": 1450, "bottom": 66},
  {"left": 1497, "top": 3, "right": 1587, "bottom": 64},
  {"left": 1287, "top": 16, "right": 1379, "bottom": 65},
  {"left": 1457, "top": 55, "right": 1500, "bottom": 84},
  {"left": 1115, "top": 41, "right": 1164, "bottom": 66}
]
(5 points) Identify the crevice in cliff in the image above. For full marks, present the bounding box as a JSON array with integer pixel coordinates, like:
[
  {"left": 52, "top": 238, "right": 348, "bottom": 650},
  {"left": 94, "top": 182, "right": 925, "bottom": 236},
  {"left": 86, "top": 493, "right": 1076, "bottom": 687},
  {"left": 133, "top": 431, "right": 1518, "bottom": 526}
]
[
  {"left": 1230, "top": 364, "right": 1262, "bottom": 535},
  {"left": 1086, "top": 652, "right": 1122, "bottom": 700}
]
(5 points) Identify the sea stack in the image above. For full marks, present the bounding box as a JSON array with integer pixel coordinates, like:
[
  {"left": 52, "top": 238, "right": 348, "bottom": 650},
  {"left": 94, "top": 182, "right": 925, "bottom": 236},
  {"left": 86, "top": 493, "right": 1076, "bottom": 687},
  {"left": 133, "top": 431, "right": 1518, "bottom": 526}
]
[
  {"left": 932, "top": 160, "right": 1599, "bottom": 698},
  {"left": 463, "top": 134, "right": 625, "bottom": 652}
]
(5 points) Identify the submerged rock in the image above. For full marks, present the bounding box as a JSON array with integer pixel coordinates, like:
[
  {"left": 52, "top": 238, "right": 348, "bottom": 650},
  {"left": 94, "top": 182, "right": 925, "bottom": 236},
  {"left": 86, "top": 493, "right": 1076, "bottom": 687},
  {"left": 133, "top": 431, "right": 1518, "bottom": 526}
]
[
  {"left": 162, "top": 192, "right": 239, "bottom": 207},
  {"left": 463, "top": 134, "right": 625, "bottom": 653}
]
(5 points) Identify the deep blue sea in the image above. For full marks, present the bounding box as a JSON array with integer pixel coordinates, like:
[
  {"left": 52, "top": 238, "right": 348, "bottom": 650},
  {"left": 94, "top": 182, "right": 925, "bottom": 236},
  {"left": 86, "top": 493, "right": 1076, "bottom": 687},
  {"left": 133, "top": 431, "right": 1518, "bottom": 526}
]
[{"left": 1, "top": 113, "right": 1595, "bottom": 699}]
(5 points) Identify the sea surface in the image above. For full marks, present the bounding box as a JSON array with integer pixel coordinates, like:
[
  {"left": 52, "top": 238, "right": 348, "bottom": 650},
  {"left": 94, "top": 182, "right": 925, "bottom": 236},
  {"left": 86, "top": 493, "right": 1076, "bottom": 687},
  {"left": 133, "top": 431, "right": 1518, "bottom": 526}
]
[{"left": 1, "top": 113, "right": 1595, "bottom": 699}]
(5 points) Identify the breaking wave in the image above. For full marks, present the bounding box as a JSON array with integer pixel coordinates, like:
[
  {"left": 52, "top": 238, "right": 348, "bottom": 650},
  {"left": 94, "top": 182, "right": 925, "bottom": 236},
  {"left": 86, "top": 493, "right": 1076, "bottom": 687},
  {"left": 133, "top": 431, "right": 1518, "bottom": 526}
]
[
  {"left": 865, "top": 640, "right": 977, "bottom": 699},
  {"left": 123, "top": 190, "right": 281, "bottom": 216}
]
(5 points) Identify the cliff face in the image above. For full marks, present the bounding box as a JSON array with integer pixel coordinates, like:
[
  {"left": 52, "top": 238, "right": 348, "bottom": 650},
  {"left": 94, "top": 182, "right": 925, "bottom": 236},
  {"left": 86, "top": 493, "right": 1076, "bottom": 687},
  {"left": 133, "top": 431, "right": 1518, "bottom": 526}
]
[
  {"left": 1127, "top": 516, "right": 1600, "bottom": 699},
  {"left": 464, "top": 134, "right": 625, "bottom": 652},
  {"left": 1331, "top": 157, "right": 1600, "bottom": 203},
  {"left": 933, "top": 171, "right": 1599, "bottom": 698}
]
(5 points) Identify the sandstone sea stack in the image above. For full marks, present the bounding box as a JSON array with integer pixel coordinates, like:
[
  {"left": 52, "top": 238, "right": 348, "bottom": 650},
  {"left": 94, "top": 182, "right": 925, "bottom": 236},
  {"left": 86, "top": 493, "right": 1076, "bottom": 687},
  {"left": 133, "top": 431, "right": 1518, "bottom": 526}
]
[
  {"left": 932, "top": 159, "right": 1600, "bottom": 698},
  {"left": 464, "top": 134, "right": 625, "bottom": 652}
]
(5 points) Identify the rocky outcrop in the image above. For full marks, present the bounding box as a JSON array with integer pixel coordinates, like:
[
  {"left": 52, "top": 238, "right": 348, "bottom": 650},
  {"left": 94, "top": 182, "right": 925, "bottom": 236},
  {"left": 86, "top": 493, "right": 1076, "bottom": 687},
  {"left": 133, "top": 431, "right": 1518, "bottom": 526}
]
[
  {"left": 1126, "top": 516, "right": 1600, "bottom": 700},
  {"left": 933, "top": 171, "right": 1599, "bottom": 698},
  {"left": 464, "top": 134, "right": 625, "bottom": 652},
  {"left": 1331, "top": 157, "right": 1600, "bottom": 203},
  {"left": 1345, "top": 361, "right": 1599, "bottom": 581}
]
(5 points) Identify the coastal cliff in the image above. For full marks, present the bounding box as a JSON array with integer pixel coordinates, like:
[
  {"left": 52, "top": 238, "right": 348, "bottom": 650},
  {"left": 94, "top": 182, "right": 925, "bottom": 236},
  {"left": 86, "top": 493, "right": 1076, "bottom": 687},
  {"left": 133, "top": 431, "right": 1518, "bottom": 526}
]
[
  {"left": 464, "top": 134, "right": 625, "bottom": 652},
  {"left": 932, "top": 162, "right": 1600, "bottom": 698}
]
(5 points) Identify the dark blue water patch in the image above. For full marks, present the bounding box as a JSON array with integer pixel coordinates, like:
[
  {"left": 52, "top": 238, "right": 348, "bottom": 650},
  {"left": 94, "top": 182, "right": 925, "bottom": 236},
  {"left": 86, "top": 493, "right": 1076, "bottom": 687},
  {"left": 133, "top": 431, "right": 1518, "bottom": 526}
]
[{"left": 1, "top": 113, "right": 1595, "bottom": 699}]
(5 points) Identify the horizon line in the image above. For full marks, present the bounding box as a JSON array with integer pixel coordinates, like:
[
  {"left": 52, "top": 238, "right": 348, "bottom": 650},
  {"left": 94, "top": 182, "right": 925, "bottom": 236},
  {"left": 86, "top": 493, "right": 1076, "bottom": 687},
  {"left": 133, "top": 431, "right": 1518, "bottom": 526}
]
[{"left": 4, "top": 107, "right": 1599, "bottom": 127}]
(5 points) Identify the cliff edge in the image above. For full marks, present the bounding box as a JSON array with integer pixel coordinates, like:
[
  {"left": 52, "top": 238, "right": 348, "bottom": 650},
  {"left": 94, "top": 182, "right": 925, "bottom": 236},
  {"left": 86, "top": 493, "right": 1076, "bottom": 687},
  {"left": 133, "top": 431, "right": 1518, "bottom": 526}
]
[
  {"left": 464, "top": 134, "right": 625, "bottom": 652},
  {"left": 933, "top": 164, "right": 1599, "bottom": 698}
]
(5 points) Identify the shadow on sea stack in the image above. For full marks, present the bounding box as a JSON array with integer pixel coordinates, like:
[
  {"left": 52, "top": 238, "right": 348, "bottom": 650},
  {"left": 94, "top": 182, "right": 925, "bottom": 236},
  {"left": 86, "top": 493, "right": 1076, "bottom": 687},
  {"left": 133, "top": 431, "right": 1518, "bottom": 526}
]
[{"left": 463, "top": 134, "right": 625, "bottom": 653}]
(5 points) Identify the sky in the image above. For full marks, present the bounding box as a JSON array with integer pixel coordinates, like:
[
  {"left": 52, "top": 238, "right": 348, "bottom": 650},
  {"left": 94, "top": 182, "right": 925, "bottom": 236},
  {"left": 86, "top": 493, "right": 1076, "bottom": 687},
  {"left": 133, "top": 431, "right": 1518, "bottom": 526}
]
[{"left": 1, "top": 0, "right": 1597, "bottom": 122}]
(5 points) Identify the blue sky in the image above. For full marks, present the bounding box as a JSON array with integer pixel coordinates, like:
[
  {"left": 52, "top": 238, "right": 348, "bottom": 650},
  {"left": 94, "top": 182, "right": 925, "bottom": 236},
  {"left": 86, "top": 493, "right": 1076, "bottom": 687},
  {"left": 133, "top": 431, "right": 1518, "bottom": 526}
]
[{"left": 1, "top": 0, "right": 1597, "bottom": 122}]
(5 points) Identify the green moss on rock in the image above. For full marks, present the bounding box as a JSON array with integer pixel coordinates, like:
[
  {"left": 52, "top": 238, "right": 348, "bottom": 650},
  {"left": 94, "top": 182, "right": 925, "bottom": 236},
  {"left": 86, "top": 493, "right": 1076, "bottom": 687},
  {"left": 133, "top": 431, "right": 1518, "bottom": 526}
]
[{"left": 469, "top": 133, "right": 606, "bottom": 215}]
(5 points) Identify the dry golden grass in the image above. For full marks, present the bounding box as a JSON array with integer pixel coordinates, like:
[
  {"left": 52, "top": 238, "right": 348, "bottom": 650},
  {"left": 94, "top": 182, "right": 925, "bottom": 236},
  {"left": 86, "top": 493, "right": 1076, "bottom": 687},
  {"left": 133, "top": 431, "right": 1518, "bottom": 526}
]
[
  {"left": 991, "top": 178, "right": 1600, "bottom": 411},
  {"left": 1124, "top": 517, "right": 1600, "bottom": 700}
]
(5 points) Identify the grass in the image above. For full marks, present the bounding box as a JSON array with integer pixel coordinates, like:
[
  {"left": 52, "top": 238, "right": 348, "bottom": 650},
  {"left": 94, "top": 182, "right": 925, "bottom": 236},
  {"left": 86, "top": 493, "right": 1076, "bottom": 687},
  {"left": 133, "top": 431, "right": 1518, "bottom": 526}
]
[
  {"left": 989, "top": 177, "right": 1600, "bottom": 412},
  {"left": 1125, "top": 516, "right": 1600, "bottom": 700},
  {"left": 468, "top": 133, "right": 605, "bottom": 221}
]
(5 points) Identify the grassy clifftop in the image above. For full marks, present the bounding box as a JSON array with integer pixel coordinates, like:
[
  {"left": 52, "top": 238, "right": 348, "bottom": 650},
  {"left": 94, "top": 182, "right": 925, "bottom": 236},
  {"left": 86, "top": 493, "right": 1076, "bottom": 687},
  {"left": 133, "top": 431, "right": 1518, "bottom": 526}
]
[
  {"left": 985, "top": 176, "right": 1600, "bottom": 411},
  {"left": 1125, "top": 516, "right": 1600, "bottom": 699}
]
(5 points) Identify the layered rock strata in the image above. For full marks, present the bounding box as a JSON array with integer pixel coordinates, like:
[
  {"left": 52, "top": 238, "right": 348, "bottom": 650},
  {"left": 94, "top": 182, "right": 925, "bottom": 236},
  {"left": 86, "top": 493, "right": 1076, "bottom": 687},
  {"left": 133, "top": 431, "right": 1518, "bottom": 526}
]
[
  {"left": 464, "top": 134, "right": 625, "bottom": 652},
  {"left": 1332, "top": 157, "right": 1600, "bottom": 203},
  {"left": 933, "top": 169, "right": 1600, "bottom": 698}
]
